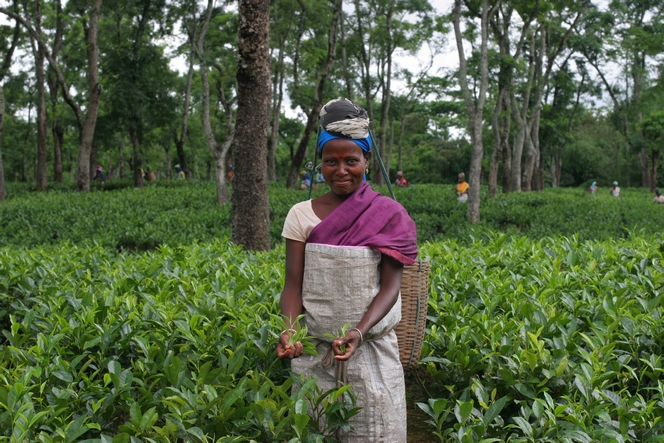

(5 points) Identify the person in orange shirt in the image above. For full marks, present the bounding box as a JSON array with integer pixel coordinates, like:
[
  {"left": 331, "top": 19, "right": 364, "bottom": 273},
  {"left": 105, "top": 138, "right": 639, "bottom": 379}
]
[{"left": 456, "top": 172, "right": 469, "bottom": 202}]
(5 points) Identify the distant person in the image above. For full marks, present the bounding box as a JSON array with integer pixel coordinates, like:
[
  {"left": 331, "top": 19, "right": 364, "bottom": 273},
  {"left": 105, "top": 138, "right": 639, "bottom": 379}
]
[
  {"left": 93, "top": 165, "right": 105, "bottom": 185},
  {"left": 588, "top": 181, "right": 597, "bottom": 194},
  {"left": 300, "top": 170, "right": 311, "bottom": 190},
  {"left": 174, "top": 164, "right": 185, "bottom": 180},
  {"left": 456, "top": 172, "right": 469, "bottom": 202},
  {"left": 227, "top": 165, "right": 234, "bottom": 182},
  {"left": 395, "top": 171, "right": 409, "bottom": 187},
  {"left": 655, "top": 189, "right": 664, "bottom": 204},
  {"left": 609, "top": 181, "right": 621, "bottom": 197},
  {"left": 145, "top": 167, "right": 156, "bottom": 181}
]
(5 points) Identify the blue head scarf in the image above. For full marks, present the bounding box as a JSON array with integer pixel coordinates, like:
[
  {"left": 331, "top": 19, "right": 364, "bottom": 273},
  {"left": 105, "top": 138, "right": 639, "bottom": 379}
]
[{"left": 317, "top": 129, "right": 373, "bottom": 153}]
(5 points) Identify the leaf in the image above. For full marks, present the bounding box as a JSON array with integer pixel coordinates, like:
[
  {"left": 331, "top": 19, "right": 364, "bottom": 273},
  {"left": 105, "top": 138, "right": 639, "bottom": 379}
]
[
  {"left": 512, "top": 416, "right": 533, "bottom": 436},
  {"left": 482, "top": 396, "right": 507, "bottom": 427},
  {"left": 65, "top": 415, "right": 89, "bottom": 443},
  {"left": 458, "top": 400, "right": 473, "bottom": 423}
]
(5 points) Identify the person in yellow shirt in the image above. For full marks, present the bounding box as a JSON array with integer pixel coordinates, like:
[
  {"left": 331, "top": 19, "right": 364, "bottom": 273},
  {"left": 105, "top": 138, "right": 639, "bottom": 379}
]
[{"left": 456, "top": 172, "right": 469, "bottom": 202}]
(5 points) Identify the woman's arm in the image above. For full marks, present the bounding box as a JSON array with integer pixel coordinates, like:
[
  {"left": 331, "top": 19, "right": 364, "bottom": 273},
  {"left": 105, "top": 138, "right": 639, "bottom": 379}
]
[
  {"left": 332, "top": 253, "right": 404, "bottom": 361},
  {"left": 277, "top": 239, "right": 306, "bottom": 359}
]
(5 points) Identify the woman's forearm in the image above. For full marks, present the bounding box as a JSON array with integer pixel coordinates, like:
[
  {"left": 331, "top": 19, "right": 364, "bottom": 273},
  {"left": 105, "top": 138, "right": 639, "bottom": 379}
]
[{"left": 354, "top": 254, "right": 403, "bottom": 336}]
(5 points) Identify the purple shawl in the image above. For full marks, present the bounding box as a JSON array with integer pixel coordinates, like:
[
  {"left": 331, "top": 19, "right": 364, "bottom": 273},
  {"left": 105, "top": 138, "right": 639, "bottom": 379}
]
[{"left": 307, "top": 182, "right": 418, "bottom": 265}]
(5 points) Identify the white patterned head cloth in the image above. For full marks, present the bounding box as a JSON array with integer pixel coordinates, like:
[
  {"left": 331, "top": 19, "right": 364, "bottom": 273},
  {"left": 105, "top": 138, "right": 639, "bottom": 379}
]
[{"left": 319, "top": 98, "right": 371, "bottom": 139}]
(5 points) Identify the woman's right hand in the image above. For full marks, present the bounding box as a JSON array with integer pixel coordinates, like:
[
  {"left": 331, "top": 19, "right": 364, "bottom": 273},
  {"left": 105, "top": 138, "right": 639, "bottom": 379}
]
[{"left": 276, "top": 331, "right": 303, "bottom": 360}]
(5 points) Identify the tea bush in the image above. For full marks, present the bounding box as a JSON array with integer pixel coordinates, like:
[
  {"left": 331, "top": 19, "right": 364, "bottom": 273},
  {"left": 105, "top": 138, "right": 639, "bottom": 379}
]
[
  {"left": 0, "top": 242, "right": 359, "bottom": 442},
  {"left": 2, "top": 181, "right": 663, "bottom": 249},
  {"left": 3, "top": 182, "right": 664, "bottom": 441},
  {"left": 418, "top": 234, "right": 664, "bottom": 442}
]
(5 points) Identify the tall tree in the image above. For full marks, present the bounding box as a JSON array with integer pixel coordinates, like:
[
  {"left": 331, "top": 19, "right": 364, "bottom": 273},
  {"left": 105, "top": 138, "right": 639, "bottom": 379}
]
[
  {"left": 102, "top": 0, "right": 176, "bottom": 188},
  {"left": 232, "top": 0, "right": 271, "bottom": 251},
  {"left": 72, "top": 0, "right": 103, "bottom": 191},
  {"left": 196, "top": 0, "right": 237, "bottom": 204},
  {"left": 487, "top": 1, "right": 538, "bottom": 195},
  {"left": 46, "top": 0, "right": 64, "bottom": 183},
  {"left": 0, "top": 1, "right": 20, "bottom": 202},
  {"left": 24, "top": 0, "right": 48, "bottom": 191},
  {"left": 2, "top": 0, "right": 104, "bottom": 191},
  {"left": 267, "top": 0, "right": 295, "bottom": 181},
  {"left": 581, "top": 0, "right": 663, "bottom": 190},
  {"left": 284, "top": 0, "right": 342, "bottom": 189},
  {"left": 172, "top": 0, "right": 197, "bottom": 180},
  {"left": 453, "top": 0, "right": 497, "bottom": 223}
]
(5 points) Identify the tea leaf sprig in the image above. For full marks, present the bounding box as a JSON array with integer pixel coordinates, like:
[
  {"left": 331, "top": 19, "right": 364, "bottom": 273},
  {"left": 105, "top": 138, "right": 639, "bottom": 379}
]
[{"left": 274, "top": 314, "right": 318, "bottom": 356}]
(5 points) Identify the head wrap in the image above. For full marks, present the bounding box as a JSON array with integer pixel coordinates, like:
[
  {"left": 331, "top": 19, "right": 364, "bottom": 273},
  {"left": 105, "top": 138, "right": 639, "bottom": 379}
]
[{"left": 317, "top": 98, "right": 372, "bottom": 152}]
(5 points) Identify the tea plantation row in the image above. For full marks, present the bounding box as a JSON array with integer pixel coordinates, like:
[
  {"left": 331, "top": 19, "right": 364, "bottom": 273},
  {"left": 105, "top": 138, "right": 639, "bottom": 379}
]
[
  {"left": 1, "top": 236, "right": 663, "bottom": 441},
  {"left": 1, "top": 181, "right": 663, "bottom": 249}
]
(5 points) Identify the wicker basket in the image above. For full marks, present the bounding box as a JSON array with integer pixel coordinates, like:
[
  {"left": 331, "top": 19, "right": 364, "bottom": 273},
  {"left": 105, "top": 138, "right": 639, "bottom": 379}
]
[{"left": 395, "top": 259, "right": 431, "bottom": 370}]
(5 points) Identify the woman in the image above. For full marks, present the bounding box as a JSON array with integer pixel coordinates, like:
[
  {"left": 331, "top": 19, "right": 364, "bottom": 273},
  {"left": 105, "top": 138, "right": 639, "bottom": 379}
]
[
  {"left": 655, "top": 189, "right": 664, "bottom": 204},
  {"left": 456, "top": 172, "right": 469, "bottom": 202},
  {"left": 277, "top": 98, "right": 417, "bottom": 442},
  {"left": 395, "top": 171, "right": 409, "bottom": 187},
  {"left": 610, "top": 181, "right": 621, "bottom": 197}
]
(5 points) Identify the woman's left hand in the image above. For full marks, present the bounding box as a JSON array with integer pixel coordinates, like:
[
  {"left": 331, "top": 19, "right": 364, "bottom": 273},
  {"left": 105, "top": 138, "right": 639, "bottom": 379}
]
[{"left": 332, "top": 329, "right": 362, "bottom": 361}]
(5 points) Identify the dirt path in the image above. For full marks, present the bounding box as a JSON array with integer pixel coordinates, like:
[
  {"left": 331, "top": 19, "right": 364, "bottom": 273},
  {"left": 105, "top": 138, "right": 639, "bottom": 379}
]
[{"left": 405, "top": 370, "right": 437, "bottom": 442}]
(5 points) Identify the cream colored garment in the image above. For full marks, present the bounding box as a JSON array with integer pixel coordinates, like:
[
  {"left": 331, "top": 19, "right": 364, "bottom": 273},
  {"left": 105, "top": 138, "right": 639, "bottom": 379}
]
[
  {"left": 282, "top": 200, "right": 321, "bottom": 242},
  {"left": 292, "top": 243, "right": 407, "bottom": 443}
]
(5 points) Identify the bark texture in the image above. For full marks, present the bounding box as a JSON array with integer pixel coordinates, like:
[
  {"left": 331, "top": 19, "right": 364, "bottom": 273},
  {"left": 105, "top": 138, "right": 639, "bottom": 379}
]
[{"left": 232, "top": 0, "right": 272, "bottom": 251}]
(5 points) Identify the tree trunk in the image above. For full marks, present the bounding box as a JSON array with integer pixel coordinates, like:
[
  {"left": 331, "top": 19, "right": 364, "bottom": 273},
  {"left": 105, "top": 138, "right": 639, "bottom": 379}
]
[
  {"left": 118, "top": 144, "right": 125, "bottom": 179},
  {"left": 340, "top": 4, "right": 352, "bottom": 100},
  {"left": 89, "top": 139, "right": 99, "bottom": 180},
  {"left": 650, "top": 150, "right": 659, "bottom": 192},
  {"left": 214, "top": 148, "right": 230, "bottom": 204},
  {"left": 521, "top": 120, "right": 537, "bottom": 192},
  {"left": 163, "top": 145, "right": 171, "bottom": 179},
  {"left": 453, "top": 0, "right": 495, "bottom": 223},
  {"left": 488, "top": 89, "right": 506, "bottom": 197},
  {"left": 129, "top": 122, "right": 144, "bottom": 188},
  {"left": 0, "top": 87, "right": 5, "bottom": 201},
  {"left": 48, "top": 0, "right": 64, "bottom": 183},
  {"left": 374, "top": 0, "right": 396, "bottom": 187},
  {"left": 75, "top": 0, "right": 103, "bottom": 192},
  {"left": 52, "top": 122, "right": 63, "bottom": 182},
  {"left": 268, "top": 4, "right": 292, "bottom": 181},
  {"left": 550, "top": 153, "right": 562, "bottom": 187},
  {"left": 197, "top": 0, "right": 234, "bottom": 203},
  {"left": 232, "top": 0, "right": 271, "bottom": 251},
  {"left": 174, "top": 1, "right": 198, "bottom": 181},
  {"left": 34, "top": 0, "right": 48, "bottom": 191}
]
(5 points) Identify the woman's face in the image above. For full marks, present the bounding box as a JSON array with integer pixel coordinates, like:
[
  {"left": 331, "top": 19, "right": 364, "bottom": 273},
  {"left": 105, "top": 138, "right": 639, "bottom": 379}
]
[{"left": 321, "top": 138, "right": 369, "bottom": 197}]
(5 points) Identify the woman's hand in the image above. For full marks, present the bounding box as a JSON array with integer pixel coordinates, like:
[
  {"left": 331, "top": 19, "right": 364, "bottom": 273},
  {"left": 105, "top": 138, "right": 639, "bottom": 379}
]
[
  {"left": 332, "top": 329, "right": 362, "bottom": 361},
  {"left": 276, "top": 331, "right": 303, "bottom": 360}
]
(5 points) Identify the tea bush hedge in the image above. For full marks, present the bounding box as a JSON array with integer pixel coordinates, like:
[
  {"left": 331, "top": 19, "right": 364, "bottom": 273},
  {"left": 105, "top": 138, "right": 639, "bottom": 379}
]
[
  {"left": 2, "top": 182, "right": 664, "bottom": 441},
  {"left": 1, "top": 235, "right": 663, "bottom": 441},
  {"left": 1, "top": 181, "right": 663, "bottom": 249}
]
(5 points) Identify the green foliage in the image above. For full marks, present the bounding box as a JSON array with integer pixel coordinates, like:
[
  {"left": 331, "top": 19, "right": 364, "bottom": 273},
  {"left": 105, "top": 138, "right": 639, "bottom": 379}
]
[
  {"left": 0, "top": 241, "right": 359, "bottom": 442},
  {"left": 419, "top": 235, "right": 664, "bottom": 441},
  {"left": 3, "top": 183, "right": 664, "bottom": 440},
  {"left": 4, "top": 182, "right": 664, "bottom": 250}
]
